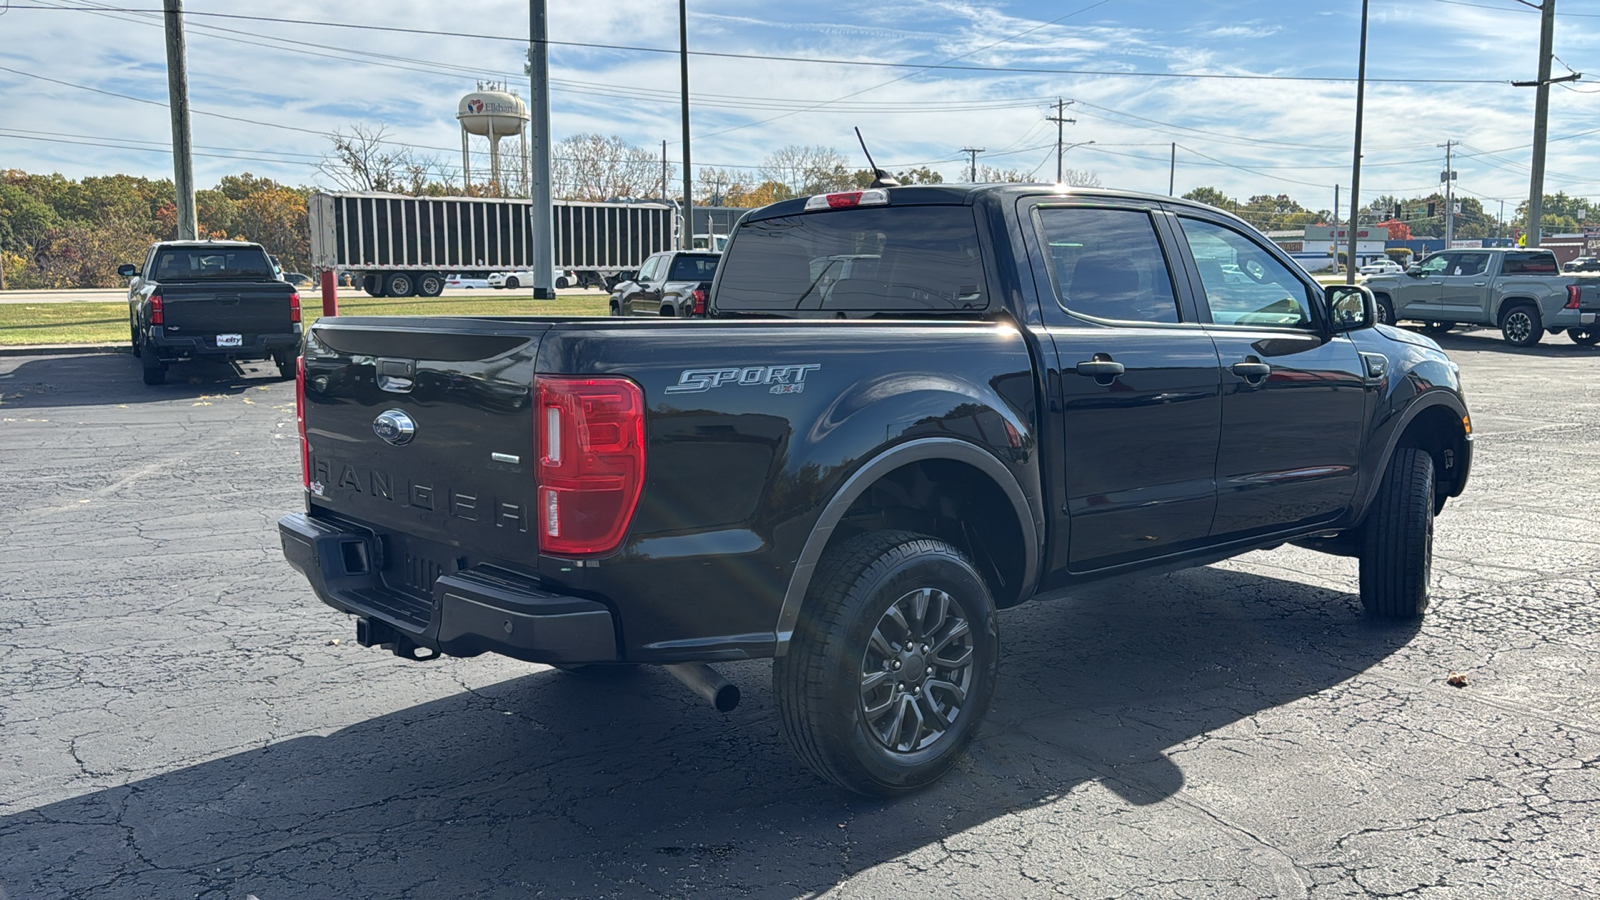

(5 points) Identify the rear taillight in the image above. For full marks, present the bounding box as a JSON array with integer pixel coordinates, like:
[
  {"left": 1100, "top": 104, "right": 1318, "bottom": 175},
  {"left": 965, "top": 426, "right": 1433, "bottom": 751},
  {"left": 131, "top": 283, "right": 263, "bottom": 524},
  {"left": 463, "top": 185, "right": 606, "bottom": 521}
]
[
  {"left": 536, "top": 376, "right": 646, "bottom": 557},
  {"left": 296, "top": 357, "right": 308, "bottom": 489},
  {"left": 149, "top": 293, "right": 164, "bottom": 325},
  {"left": 1565, "top": 285, "right": 1580, "bottom": 309},
  {"left": 290, "top": 291, "right": 302, "bottom": 323},
  {"left": 691, "top": 288, "right": 707, "bottom": 316}
]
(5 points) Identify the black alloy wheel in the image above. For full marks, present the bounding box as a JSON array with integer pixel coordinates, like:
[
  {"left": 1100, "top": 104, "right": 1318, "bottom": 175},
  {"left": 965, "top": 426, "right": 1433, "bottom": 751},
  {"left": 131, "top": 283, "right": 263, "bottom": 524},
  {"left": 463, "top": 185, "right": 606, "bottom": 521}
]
[
  {"left": 1499, "top": 304, "right": 1544, "bottom": 347},
  {"left": 774, "top": 530, "right": 999, "bottom": 796}
]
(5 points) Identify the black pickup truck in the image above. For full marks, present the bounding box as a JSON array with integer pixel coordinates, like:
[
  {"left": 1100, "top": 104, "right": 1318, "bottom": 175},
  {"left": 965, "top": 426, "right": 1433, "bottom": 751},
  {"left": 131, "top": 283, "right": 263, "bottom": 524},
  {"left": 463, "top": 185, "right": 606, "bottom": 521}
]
[
  {"left": 280, "top": 184, "right": 1472, "bottom": 795},
  {"left": 120, "top": 240, "right": 302, "bottom": 385},
  {"left": 608, "top": 249, "right": 722, "bottom": 317}
]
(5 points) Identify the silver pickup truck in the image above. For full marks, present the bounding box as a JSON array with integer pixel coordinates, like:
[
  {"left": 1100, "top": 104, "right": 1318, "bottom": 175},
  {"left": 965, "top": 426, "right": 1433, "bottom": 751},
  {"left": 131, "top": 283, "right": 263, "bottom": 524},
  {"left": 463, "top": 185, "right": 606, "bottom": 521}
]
[{"left": 1362, "top": 247, "right": 1600, "bottom": 347}]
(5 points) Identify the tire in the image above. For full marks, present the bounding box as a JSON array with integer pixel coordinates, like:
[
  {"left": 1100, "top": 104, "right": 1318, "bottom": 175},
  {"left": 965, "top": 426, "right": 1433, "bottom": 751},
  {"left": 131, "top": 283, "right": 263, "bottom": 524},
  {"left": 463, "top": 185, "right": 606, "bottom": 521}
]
[
  {"left": 1420, "top": 321, "right": 1453, "bottom": 335},
  {"left": 384, "top": 273, "right": 416, "bottom": 298},
  {"left": 273, "top": 351, "right": 295, "bottom": 380},
  {"left": 1499, "top": 303, "right": 1544, "bottom": 347},
  {"left": 416, "top": 273, "right": 444, "bottom": 297},
  {"left": 1374, "top": 295, "right": 1396, "bottom": 326},
  {"left": 1570, "top": 329, "right": 1600, "bottom": 346},
  {"left": 659, "top": 305, "right": 675, "bottom": 317},
  {"left": 130, "top": 323, "right": 142, "bottom": 357},
  {"left": 555, "top": 276, "right": 570, "bottom": 289},
  {"left": 505, "top": 277, "right": 520, "bottom": 290},
  {"left": 363, "top": 274, "right": 386, "bottom": 298},
  {"left": 1358, "top": 448, "right": 1435, "bottom": 619},
  {"left": 773, "top": 530, "right": 999, "bottom": 796},
  {"left": 141, "top": 345, "right": 167, "bottom": 385},
  {"left": 609, "top": 300, "right": 621, "bottom": 316}
]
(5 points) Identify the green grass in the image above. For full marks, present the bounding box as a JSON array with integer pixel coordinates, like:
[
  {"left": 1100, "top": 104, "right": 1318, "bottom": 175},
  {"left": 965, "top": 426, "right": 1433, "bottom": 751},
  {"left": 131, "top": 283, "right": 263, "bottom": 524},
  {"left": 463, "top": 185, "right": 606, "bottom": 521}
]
[{"left": 0, "top": 294, "right": 612, "bottom": 346}]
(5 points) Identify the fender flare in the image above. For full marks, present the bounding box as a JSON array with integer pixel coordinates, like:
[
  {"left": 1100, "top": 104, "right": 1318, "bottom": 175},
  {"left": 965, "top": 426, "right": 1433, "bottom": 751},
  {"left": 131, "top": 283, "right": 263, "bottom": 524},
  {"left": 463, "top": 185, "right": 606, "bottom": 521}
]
[
  {"left": 772, "top": 437, "right": 1041, "bottom": 657},
  {"left": 1355, "top": 391, "right": 1471, "bottom": 520}
]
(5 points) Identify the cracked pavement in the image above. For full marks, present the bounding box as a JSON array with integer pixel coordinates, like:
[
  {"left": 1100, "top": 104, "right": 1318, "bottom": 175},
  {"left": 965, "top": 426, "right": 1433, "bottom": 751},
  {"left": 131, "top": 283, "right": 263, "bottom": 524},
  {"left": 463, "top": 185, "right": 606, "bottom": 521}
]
[{"left": 2, "top": 332, "right": 1597, "bottom": 899}]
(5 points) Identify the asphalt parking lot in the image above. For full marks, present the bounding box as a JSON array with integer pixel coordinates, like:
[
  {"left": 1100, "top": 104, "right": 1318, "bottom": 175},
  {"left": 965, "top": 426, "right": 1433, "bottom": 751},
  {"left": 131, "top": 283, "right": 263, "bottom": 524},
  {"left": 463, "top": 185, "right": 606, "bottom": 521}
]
[{"left": 2, "top": 328, "right": 1597, "bottom": 899}]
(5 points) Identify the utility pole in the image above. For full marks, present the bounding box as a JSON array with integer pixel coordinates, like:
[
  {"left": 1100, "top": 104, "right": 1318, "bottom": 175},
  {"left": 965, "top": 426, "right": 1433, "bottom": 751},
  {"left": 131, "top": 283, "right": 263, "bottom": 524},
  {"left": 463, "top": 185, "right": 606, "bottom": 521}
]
[
  {"left": 162, "top": 0, "right": 196, "bottom": 240},
  {"left": 528, "top": 0, "right": 555, "bottom": 298},
  {"left": 1346, "top": 0, "right": 1370, "bottom": 285},
  {"left": 678, "top": 0, "right": 693, "bottom": 250},
  {"left": 1334, "top": 184, "right": 1341, "bottom": 270},
  {"left": 1045, "top": 99, "right": 1075, "bottom": 183},
  {"left": 1439, "top": 140, "right": 1457, "bottom": 248},
  {"left": 962, "top": 148, "right": 984, "bottom": 183},
  {"left": 1513, "top": 0, "right": 1578, "bottom": 248},
  {"left": 1168, "top": 143, "right": 1175, "bottom": 195},
  {"left": 1499, "top": 199, "right": 1506, "bottom": 239},
  {"left": 662, "top": 140, "right": 668, "bottom": 199}
]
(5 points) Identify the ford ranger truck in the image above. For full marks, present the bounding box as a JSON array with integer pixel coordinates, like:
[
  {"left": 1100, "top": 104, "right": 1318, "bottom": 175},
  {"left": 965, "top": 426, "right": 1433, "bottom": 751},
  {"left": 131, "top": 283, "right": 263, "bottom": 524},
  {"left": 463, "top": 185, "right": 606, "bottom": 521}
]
[
  {"left": 1362, "top": 247, "right": 1600, "bottom": 347},
  {"left": 280, "top": 185, "right": 1472, "bottom": 796},
  {"left": 120, "top": 240, "right": 302, "bottom": 385}
]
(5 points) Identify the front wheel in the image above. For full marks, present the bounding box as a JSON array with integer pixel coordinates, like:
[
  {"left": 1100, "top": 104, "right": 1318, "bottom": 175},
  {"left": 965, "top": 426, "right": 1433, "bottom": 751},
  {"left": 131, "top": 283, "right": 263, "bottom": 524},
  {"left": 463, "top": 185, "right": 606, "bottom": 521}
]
[
  {"left": 773, "top": 530, "right": 999, "bottom": 796},
  {"left": 505, "top": 277, "right": 520, "bottom": 290},
  {"left": 1373, "top": 295, "right": 1396, "bottom": 326},
  {"left": 1569, "top": 328, "right": 1600, "bottom": 346},
  {"left": 1500, "top": 304, "right": 1544, "bottom": 347},
  {"left": 1359, "top": 448, "right": 1435, "bottom": 619}
]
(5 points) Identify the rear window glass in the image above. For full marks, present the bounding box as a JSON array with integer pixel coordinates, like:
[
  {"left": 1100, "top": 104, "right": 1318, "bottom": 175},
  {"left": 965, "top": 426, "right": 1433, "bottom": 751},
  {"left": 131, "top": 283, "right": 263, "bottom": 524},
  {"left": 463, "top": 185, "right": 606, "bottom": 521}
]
[
  {"left": 151, "top": 248, "right": 274, "bottom": 280},
  {"left": 714, "top": 206, "right": 987, "bottom": 317},
  {"left": 668, "top": 255, "right": 721, "bottom": 281},
  {"left": 1503, "top": 252, "right": 1559, "bottom": 274}
]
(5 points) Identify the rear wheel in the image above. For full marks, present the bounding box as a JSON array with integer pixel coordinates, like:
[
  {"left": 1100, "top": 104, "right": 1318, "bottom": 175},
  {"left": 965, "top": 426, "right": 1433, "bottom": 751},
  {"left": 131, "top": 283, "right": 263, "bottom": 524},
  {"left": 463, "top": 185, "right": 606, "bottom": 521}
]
[
  {"left": 555, "top": 276, "right": 570, "bottom": 289},
  {"left": 273, "top": 351, "right": 295, "bottom": 380},
  {"left": 773, "top": 530, "right": 999, "bottom": 796},
  {"left": 1359, "top": 448, "right": 1435, "bottom": 619},
  {"left": 384, "top": 273, "right": 416, "bottom": 298},
  {"left": 130, "top": 322, "right": 142, "bottom": 357},
  {"left": 416, "top": 273, "right": 444, "bottom": 297},
  {"left": 141, "top": 344, "right": 166, "bottom": 385},
  {"left": 1500, "top": 303, "right": 1544, "bottom": 347},
  {"left": 1570, "top": 328, "right": 1600, "bottom": 346}
]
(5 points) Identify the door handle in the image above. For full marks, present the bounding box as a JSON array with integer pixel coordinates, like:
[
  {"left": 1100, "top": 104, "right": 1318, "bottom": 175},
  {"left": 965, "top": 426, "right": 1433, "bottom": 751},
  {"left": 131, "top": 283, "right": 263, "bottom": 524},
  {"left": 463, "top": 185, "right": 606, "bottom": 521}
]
[
  {"left": 1473, "top": 282, "right": 1487, "bottom": 286},
  {"left": 1231, "top": 361, "right": 1272, "bottom": 379},
  {"left": 1075, "top": 359, "right": 1125, "bottom": 378}
]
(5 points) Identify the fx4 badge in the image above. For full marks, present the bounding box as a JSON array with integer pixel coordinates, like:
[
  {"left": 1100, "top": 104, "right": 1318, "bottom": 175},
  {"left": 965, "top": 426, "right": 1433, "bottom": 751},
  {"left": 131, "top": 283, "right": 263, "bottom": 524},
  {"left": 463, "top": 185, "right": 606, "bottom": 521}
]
[{"left": 666, "top": 364, "right": 821, "bottom": 395}]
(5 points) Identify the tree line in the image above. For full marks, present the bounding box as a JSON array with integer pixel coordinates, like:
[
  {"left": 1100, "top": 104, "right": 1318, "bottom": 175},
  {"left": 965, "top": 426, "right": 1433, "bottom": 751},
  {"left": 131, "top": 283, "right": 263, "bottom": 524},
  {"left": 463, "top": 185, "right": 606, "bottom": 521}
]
[{"left": 1183, "top": 185, "right": 1597, "bottom": 241}]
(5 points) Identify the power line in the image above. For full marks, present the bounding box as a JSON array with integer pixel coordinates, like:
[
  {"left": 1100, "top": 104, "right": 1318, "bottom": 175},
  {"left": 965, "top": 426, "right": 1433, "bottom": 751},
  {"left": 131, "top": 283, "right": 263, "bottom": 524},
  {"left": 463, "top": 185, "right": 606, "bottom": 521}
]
[{"left": 6, "top": 5, "right": 1514, "bottom": 84}]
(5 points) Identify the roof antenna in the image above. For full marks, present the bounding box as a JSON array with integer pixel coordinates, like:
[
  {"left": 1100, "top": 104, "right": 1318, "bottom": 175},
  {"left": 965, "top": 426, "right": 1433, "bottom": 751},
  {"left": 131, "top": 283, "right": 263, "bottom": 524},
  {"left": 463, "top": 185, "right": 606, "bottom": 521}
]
[{"left": 855, "top": 127, "right": 900, "bottom": 189}]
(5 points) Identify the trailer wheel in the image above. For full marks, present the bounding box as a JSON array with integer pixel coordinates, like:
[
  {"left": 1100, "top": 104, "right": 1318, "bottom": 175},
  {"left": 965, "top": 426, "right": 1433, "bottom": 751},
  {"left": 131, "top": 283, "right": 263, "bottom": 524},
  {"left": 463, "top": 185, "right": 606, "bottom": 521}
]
[
  {"left": 385, "top": 273, "right": 416, "bottom": 297},
  {"left": 416, "top": 273, "right": 444, "bottom": 297}
]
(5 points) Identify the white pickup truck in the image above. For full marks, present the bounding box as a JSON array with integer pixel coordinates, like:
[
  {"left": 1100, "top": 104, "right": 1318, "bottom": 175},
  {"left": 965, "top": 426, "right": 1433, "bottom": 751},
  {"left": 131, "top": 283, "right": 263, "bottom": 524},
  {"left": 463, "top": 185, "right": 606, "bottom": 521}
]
[{"left": 1362, "top": 247, "right": 1600, "bottom": 347}]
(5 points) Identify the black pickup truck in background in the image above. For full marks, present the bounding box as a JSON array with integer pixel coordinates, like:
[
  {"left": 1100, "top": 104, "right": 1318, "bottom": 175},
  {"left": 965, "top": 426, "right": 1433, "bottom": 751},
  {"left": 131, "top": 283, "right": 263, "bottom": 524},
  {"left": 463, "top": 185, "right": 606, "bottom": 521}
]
[
  {"left": 608, "top": 249, "right": 722, "bottom": 317},
  {"left": 280, "top": 184, "right": 1472, "bottom": 795},
  {"left": 120, "top": 240, "right": 302, "bottom": 385}
]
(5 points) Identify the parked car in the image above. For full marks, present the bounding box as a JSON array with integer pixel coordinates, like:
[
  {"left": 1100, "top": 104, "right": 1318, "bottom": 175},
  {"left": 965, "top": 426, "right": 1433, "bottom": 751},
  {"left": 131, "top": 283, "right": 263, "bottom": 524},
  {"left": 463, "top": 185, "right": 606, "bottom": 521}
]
[
  {"left": 1361, "top": 247, "right": 1600, "bottom": 346},
  {"left": 443, "top": 274, "right": 490, "bottom": 290},
  {"left": 281, "top": 183, "right": 1473, "bottom": 796},
  {"left": 281, "top": 272, "right": 313, "bottom": 288},
  {"left": 609, "top": 250, "right": 721, "bottom": 316},
  {"left": 1564, "top": 256, "right": 1600, "bottom": 273},
  {"left": 1359, "top": 260, "right": 1404, "bottom": 276},
  {"left": 488, "top": 268, "right": 575, "bottom": 290},
  {"left": 120, "top": 240, "right": 301, "bottom": 385}
]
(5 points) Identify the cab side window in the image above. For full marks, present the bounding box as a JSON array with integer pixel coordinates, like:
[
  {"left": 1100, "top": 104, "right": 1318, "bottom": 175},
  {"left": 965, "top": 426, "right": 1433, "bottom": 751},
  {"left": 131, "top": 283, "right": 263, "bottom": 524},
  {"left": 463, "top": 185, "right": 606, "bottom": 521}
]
[
  {"left": 1035, "top": 207, "right": 1181, "bottom": 324},
  {"left": 636, "top": 254, "right": 663, "bottom": 284},
  {"left": 1178, "top": 218, "right": 1315, "bottom": 329}
]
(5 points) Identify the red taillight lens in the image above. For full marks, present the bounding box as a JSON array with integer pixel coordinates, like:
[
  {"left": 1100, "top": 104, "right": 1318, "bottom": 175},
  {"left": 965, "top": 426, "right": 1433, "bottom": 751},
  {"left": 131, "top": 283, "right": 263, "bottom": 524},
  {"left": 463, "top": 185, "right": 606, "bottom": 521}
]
[
  {"left": 826, "top": 191, "right": 864, "bottom": 208},
  {"left": 289, "top": 291, "right": 302, "bottom": 323},
  {"left": 296, "top": 356, "right": 309, "bottom": 489},
  {"left": 692, "top": 288, "right": 707, "bottom": 316},
  {"left": 536, "top": 376, "right": 646, "bottom": 557},
  {"left": 149, "top": 293, "right": 164, "bottom": 325},
  {"left": 1565, "top": 285, "right": 1580, "bottom": 309}
]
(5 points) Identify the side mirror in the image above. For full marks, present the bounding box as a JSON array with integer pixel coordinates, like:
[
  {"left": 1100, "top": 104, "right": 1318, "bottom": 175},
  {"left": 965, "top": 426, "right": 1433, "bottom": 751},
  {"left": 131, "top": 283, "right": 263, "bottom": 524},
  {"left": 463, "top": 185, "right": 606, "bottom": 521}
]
[
  {"left": 117, "top": 264, "right": 138, "bottom": 278},
  {"left": 1326, "top": 284, "right": 1374, "bottom": 333}
]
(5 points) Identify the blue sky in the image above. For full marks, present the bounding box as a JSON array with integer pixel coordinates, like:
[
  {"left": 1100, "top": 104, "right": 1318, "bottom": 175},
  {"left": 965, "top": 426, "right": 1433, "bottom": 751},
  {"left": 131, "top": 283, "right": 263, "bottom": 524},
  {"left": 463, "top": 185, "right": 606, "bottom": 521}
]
[{"left": 2, "top": 0, "right": 1598, "bottom": 220}]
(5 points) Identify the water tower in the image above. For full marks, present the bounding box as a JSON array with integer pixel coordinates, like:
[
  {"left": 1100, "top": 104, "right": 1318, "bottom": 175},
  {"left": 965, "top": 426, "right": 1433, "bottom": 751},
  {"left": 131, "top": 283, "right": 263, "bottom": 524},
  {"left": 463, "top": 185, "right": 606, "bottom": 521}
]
[{"left": 457, "top": 82, "right": 529, "bottom": 195}]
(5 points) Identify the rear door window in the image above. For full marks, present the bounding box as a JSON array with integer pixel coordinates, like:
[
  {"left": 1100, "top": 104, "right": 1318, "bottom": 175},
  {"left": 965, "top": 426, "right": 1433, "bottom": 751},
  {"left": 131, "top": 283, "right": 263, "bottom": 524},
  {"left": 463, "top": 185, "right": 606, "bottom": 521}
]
[
  {"left": 714, "top": 205, "right": 987, "bottom": 317},
  {"left": 1502, "top": 252, "right": 1559, "bottom": 274},
  {"left": 1034, "top": 206, "right": 1181, "bottom": 324},
  {"left": 668, "top": 255, "right": 721, "bottom": 281}
]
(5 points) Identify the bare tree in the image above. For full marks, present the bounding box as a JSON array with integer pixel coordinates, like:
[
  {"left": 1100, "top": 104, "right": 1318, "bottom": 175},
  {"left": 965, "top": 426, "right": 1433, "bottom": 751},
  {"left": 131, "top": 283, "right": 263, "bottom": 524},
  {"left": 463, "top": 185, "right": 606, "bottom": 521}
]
[
  {"left": 1061, "top": 168, "right": 1101, "bottom": 188},
  {"left": 554, "top": 134, "right": 663, "bottom": 201},
  {"left": 760, "top": 146, "right": 853, "bottom": 197},
  {"left": 317, "top": 125, "right": 445, "bottom": 194}
]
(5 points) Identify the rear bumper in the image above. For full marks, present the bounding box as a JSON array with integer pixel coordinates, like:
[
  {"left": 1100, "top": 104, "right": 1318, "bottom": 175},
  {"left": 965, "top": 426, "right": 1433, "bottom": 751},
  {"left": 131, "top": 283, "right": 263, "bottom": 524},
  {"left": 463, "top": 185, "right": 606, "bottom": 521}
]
[
  {"left": 149, "top": 326, "right": 300, "bottom": 361},
  {"left": 278, "top": 512, "right": 618, "bottom": 664}
]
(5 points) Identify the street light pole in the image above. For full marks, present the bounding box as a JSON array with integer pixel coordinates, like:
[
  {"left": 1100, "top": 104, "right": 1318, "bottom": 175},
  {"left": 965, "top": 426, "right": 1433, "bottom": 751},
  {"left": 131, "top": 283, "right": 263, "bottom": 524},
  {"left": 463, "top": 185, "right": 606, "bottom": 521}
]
[{"left": 679, "top": 0, "right": 693, "bottom": 250}]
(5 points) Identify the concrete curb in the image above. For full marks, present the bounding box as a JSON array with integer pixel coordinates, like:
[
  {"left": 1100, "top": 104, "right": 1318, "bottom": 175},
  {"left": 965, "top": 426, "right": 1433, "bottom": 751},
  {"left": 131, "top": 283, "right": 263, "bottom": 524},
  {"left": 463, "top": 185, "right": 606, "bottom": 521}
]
[{"left": 0, "top": 343, "right": 127, "bottom": 357}]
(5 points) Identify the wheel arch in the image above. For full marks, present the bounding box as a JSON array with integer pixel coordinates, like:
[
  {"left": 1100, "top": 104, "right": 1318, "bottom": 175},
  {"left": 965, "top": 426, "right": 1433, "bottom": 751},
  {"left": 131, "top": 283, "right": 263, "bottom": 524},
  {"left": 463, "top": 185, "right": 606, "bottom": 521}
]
[
  {"left": 1365, "top": 394, "right": 1471, "bottom": 519},
  {"left": 773, "top": 437, "right": 1040, "bottom": 657},
  {"left": 1496, "top": 295, "right": 1540, "bottom": 322}
]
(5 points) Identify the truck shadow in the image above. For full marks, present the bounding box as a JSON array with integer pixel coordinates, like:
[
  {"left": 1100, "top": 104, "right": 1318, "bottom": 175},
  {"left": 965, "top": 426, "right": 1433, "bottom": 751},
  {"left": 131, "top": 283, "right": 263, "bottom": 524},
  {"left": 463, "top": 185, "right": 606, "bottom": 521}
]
[
  {"left": 0, "top": 351, "right": 290, "bottom": 408},
  {"left": 1, "top": 566, "right": 1417, "bottom": 899}
]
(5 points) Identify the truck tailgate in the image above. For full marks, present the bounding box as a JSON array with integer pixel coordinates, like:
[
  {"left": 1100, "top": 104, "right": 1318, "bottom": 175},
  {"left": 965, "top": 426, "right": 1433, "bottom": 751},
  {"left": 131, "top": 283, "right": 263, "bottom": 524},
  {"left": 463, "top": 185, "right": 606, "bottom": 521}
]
[
  {"left": 164, "top": 282, "right": 296, "bottom": 335},
  {"left": 301, "top": 318, "right": 552, "bottom": 561}
]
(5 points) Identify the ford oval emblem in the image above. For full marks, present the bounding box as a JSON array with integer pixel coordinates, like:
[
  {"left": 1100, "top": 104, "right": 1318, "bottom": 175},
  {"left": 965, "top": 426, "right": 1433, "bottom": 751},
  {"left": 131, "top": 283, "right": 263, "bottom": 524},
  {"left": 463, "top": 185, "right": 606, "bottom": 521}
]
[{"left": 373, "top": 409, "right": 416, "bottom": 445}]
